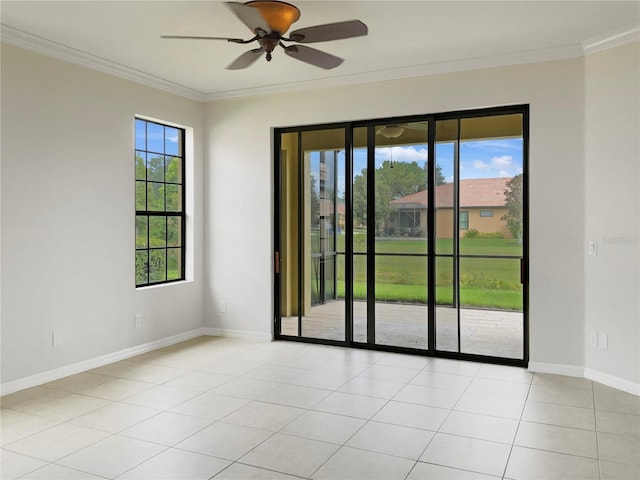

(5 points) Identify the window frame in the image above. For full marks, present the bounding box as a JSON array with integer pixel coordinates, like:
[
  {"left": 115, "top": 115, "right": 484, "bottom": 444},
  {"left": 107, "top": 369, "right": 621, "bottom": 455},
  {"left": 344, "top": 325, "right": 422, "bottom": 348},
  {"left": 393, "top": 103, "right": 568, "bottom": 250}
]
[
  {"left": 135, "top": 118, "right": 186, "bottom": 288},
  {"left": 479, "top": 209, "right": 494, "bottom": 217}
]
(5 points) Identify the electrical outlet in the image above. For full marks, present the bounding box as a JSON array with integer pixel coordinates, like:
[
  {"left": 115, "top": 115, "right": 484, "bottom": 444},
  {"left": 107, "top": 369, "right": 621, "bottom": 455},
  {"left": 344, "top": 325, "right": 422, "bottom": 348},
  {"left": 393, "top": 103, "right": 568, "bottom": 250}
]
[
  {"left": 219, "top": 301, "right": 227, "bottom": 313},
  {"left": 588, "top": 330, "right": 598, "bottom": 347},
  {"left": 588, "top": 241, "right": 598, "bottom": 256},
  {"left": 134, "top": 314, "right": 142, "bottom": 328},
  {"left": 598, "top": 332, "right": 608, "bottom": 350},
  {"left": 52, "top": 330, "right": 63, "bottom": 346}
]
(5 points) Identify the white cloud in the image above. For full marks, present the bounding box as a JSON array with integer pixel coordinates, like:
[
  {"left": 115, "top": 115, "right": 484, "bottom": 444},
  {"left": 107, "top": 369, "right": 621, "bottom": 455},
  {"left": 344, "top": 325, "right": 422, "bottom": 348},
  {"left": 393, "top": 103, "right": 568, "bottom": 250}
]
[
  {"left": 499, "top": 170, "right": 511, "bottom": 177},
  {"left": 375, "top": 146, "right": 428, "bottom": 164},
  {"left": 473, "top": 160, "right": 491, "bottom": 171},
  {"left": 491, "top": 155, "right": 513, "bottom": 169}
]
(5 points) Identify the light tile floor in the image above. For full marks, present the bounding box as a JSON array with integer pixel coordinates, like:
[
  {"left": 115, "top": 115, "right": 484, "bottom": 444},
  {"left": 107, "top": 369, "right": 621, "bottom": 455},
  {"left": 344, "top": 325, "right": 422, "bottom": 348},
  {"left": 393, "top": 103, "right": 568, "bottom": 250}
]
[{"left": 1, "top": 336, "right": 639, "bottom": 480}]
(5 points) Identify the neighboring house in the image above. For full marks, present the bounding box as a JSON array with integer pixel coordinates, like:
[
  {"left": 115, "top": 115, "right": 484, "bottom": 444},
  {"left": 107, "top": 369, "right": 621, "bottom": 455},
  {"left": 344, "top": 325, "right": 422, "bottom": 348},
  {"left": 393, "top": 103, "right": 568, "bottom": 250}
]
[{"left": 389, "top": 177, "right": 512, "bottom": 238}]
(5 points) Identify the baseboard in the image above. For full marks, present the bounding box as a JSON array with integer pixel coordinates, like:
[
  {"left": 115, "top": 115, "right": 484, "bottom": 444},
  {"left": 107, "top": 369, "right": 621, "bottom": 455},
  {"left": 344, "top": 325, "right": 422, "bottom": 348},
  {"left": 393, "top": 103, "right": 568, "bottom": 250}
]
[
  {"left": 585, "top": 368, "right": 640, "bottom": 396},
  {"left": 1, "top": 327, "right": 272, "bottom": 396},
  {"left": 205, "top": 327, "right": 272, "bottom": 342},
  {"left": 0, "top": 328, "right": 211, "bottom": 396},
  {"left": 529, "top": 362, "right": 639, "bottom": 396},
  {"left": 528, "top": 361, "right": 585, "bottom": 378},
  {"left": 5, "top": 332, "right": 636, "bottom": 397}
]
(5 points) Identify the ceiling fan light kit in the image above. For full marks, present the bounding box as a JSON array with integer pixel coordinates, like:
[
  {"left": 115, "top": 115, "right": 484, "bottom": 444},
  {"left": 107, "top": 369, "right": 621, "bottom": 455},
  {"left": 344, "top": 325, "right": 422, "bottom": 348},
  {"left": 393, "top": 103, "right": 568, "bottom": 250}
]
[
  {"left": 246, "top": 1, "right": 300, "bottom": 34},
  {"left": 378, "top": 125, "right": 405, "bottom": 139},
  {"left": 161, "top": 0, "right": 368, "bottom": 70}
]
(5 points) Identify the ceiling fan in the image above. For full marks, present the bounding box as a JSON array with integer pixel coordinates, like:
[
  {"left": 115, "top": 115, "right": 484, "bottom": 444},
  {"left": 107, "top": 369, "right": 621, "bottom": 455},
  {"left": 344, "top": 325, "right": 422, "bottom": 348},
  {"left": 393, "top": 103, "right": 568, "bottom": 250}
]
[{"left": 161, "top": 1, "right": 368, "bottom": 70}]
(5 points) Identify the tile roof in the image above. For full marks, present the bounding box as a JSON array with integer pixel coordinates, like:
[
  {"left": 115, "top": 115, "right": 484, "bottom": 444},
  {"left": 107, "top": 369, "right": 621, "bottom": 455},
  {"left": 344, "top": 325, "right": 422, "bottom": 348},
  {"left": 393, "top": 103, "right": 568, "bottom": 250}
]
[{"left": 390, "top": 177, "right": 511, "bottom": 208}]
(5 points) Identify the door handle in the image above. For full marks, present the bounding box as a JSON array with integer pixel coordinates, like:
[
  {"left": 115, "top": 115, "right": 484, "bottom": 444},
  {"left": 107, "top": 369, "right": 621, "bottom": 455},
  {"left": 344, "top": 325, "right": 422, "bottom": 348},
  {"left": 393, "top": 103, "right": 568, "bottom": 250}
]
[{"left": 275, "top": 251, "right": 280, "bottom": 274}]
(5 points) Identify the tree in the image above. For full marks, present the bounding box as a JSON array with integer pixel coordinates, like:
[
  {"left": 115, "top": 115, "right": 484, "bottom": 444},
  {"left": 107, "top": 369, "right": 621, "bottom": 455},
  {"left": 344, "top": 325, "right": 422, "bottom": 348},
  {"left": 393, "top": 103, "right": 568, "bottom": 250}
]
[
  {"left": 376, "top": 160, "right": 427, "bottom": 198},
  {"left": 353, "top": 169, "right": 368, "bottom": 228},
  {"left": 374, "top": 179, "right": 393, "bottom": 235},
  {"left": 309, "top": 172, "right": 320, "bottom": 228},
  {"left": 352, "top": 160, "right": 426, "bottom": 235},
  {"left": 352, "top": 160, "right": 446, "bottom": 235},
  {"left": 501, "top": 174, "right": 523, "bottom": 242},
  {"left": 435, "top": 164, "right": 446, "bottom": 186}
]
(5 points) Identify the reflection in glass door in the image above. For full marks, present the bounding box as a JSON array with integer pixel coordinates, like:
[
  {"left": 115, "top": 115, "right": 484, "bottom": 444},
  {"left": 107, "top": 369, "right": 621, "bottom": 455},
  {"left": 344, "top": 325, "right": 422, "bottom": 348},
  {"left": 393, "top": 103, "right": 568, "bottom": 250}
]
[{"left": 275, "top": 106, "right": 527, "bottom": 365}]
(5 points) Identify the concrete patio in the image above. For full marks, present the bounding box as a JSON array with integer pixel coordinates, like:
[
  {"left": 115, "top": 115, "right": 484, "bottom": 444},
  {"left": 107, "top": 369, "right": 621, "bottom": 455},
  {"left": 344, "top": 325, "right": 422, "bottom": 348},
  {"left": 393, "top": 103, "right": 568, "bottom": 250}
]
[{"left": 281, "top": 301, "right": 523, "bottom": 359}]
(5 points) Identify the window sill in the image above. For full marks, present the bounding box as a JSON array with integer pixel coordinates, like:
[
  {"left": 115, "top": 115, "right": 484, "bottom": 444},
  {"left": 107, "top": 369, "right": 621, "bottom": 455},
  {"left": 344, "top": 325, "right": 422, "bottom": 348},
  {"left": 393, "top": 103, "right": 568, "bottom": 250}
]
[{"left": 135, "top": 279, "right": 194, "bottom": 291}]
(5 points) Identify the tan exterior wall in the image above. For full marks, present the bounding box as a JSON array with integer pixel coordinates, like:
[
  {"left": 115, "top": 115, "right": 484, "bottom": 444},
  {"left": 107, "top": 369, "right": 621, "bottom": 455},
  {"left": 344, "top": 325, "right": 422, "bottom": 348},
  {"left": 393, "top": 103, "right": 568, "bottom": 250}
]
[
  {"left": 436, "top": 208, "right": 455, "bottom": 238},
  {"left": 435, "top": 207, "right": 511, "bottom": 238},
  {"left": 465, "top": 208, "right": 510, "bottom": 237}
]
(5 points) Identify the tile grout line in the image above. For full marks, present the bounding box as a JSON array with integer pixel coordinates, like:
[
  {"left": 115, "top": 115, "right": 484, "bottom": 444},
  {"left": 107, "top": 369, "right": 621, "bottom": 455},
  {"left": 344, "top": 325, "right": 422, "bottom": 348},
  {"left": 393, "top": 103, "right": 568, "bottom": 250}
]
[
  {"left": 500, "top": 372, "right": 534, "bottom": 479},
  {"left": 405, "top": 359, "right": 479, "bottom": 478},
  {"left": 220, "top": 350, "right": 365, "bottom": 480},
  {"left": 593, "top": 382, "right": 602, "bottom": 480},
  {"left": 303, "top": 355, "right": 434, "bottom": 479}
]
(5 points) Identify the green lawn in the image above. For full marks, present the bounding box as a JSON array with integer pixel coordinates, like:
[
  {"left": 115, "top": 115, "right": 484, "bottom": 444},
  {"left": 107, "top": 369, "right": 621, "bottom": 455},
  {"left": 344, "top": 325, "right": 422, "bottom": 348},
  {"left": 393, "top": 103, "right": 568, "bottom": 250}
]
[
  {"left": 340, "top": 235, "right": 523, "bottom": 256},
  {"left": 330, "top": 236, "right": 523, "bottom": 311}
]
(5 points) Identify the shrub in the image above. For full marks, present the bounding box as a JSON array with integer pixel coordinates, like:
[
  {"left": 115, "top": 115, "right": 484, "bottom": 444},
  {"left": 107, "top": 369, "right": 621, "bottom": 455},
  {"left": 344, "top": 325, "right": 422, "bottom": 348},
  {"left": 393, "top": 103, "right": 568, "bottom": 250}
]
[
  {"left": 464, "top": 229, "right": 505, "bottom": 239},
  {"left": 478, "top": 231, "right": 505, "bottom": 239}
]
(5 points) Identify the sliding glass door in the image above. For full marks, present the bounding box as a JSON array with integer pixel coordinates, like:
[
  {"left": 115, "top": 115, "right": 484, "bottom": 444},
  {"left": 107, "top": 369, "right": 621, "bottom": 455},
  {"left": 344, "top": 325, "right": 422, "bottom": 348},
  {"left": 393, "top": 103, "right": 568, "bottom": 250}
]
[
  {"left": 434, "top": 114, "right": 526, "bottom": 360},
  {"left": 277, "top": 128, "right": 347, "bottom": 342},
  {"left": 275, "top": 106, "right": 528, "bottom": 366}
]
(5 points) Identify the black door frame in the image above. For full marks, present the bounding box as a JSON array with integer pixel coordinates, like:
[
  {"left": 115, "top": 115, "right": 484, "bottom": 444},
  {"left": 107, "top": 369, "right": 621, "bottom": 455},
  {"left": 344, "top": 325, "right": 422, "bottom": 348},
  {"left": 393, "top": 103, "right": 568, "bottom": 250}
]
[{"left": 274, "top": 105, "right": 529, "bottom": 368}]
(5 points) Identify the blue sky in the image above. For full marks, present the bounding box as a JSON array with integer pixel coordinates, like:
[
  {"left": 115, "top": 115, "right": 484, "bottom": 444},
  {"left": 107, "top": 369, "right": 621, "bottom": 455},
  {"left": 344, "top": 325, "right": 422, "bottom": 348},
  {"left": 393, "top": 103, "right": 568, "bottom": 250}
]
[
  {"left": 135, "top": 119, "right": 180, "bottom": 155},
  {"left": 463, "top": 138, "right": 523, "bottom": 179},
  {"left": 329, "top": 137, "right": 522, "bottom": 196}
]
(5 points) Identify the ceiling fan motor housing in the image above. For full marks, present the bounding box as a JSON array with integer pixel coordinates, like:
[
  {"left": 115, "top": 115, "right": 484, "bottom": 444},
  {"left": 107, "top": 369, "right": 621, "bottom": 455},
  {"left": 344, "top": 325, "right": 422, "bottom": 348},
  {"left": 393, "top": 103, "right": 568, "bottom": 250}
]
[{"left": 259, "top": 36, "right": 281, "bottom": 60}]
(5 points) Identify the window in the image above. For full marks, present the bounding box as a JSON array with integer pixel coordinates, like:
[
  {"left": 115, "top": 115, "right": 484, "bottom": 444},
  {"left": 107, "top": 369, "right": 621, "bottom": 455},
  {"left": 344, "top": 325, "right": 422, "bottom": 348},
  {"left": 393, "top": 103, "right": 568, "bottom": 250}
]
[
  {"left": 135, "top": 118, "right": 185, "bottom": 286},
  {"left": 459, "top": 211, "right": 469, "bottom": 230},
  {"left": 480, "top": 210, "right": 494, "bottom": 217}
]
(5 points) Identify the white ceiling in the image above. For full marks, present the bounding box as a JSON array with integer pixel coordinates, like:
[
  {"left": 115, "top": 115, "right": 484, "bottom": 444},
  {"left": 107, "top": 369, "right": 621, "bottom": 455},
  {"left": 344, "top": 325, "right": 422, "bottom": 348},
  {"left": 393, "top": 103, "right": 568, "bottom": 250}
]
[{"left": 1, "top": 1, "right": 638, "bottom": 101}]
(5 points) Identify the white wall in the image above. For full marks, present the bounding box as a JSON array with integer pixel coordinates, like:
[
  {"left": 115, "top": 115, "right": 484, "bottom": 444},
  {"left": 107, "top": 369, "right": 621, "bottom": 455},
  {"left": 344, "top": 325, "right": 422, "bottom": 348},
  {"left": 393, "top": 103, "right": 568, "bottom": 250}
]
[
  {"left": 1, "top": 45, "right": 206, "bottom": 387},
  {"left": 584, "top": 42, "right": 640, "bottom": 389},
  {"left": 3, "top": 40, "right": 637, "bottom": 393},
  {"left": 204, "top": 57, "right": 588, "bottom": 370}
]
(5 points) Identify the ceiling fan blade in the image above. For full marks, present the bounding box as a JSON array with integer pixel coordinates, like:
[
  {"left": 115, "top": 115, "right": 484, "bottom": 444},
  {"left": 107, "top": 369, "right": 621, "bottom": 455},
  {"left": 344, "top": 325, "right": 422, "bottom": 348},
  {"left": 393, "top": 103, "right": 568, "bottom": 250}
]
[
  {"left": 226, "top": 47, "right": 264, "bottom": 70},
  {"left": 161, "top": 35, "right": 247, "bottom": 43},
  {"left": 283, "top": 44, "right": 343, "bottom": 70},
  {"left": 225, "top": 2, "right": 271, "bottom": 34},
  {"left": 289, "top": 20, "right": 367, "bottom": 43}
]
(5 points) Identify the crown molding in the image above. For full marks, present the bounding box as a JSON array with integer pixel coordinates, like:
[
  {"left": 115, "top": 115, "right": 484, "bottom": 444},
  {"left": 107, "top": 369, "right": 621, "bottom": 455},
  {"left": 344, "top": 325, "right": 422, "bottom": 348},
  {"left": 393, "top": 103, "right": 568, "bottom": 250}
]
[
  {"left": 0, "top": 24, "right": 207, "bottom": 102},
  {"left": 583, "top": 23, "right": 640, "bottom": 56},
  {"left": 2, "top": 22, "right": 636, "bottom": 104},
  {"left": 203, "top": 43, "right": 584, "bottom": 101}
]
